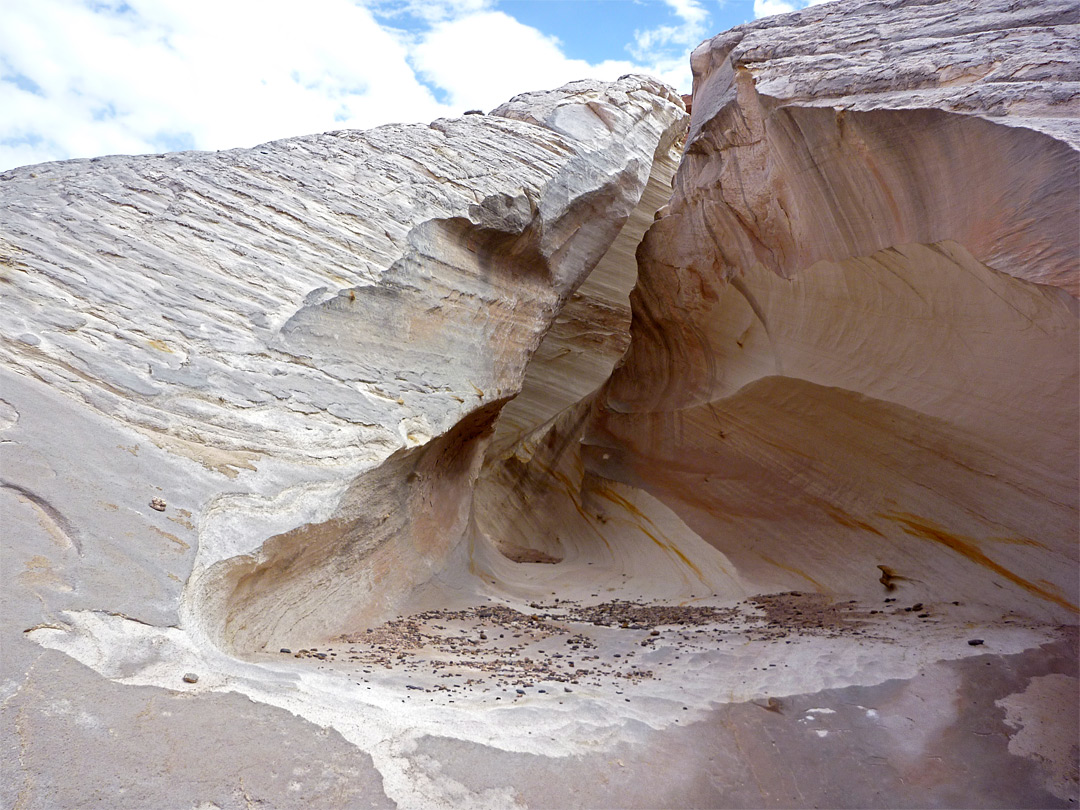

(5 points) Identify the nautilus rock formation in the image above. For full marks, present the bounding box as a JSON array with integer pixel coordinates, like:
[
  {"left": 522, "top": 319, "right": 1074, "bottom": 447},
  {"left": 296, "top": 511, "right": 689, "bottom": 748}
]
[{"left": 2, "top": 0, "right": 1077, "bottom": 808}]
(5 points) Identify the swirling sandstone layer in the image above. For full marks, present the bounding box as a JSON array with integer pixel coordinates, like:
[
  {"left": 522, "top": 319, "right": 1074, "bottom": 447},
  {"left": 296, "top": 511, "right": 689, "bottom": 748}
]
[
  {"left": 1, "top": 78, "right": 686, "bottom": 654},
  {"left": 593, "top": 0, "right": 1079, "bottom": 624},
  {"left": 2, "top": 2, "right": 1078, "bottom": 808}
]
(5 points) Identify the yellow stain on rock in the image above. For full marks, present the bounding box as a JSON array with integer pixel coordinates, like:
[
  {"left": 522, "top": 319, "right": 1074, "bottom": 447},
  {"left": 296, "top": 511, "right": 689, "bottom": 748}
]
[
  {"left": 150, "top": 525, "right": 190, "bottom": 552},
  {"left": 821, "top": 503, "right": 884, "bottom": 537},
  {"left": 755, "top": 552, "right": 827, "bottom": 592},
  {"left": 592, "top": 484, "right": 704, "bottom": 579},
  {"left": 880, "top": 511, "right": 1077, "bottom": 613}
]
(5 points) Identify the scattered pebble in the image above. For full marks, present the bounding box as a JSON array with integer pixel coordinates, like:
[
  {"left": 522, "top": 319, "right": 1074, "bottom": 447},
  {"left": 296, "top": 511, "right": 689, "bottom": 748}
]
[{"left": 268, "top": 594, "right": 979, "bottom": 706}]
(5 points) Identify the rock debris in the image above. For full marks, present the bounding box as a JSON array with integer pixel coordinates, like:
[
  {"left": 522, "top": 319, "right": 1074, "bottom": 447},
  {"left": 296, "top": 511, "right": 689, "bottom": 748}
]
[{"left": 272, "top": 592, "right": 951, "bottom": 702}]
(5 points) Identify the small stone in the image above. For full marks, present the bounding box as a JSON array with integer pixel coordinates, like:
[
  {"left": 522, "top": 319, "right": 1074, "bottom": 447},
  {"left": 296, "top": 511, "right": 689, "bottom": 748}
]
[
  {"left": 279, "top": 648, "right": 291, "bottom": 654},
  {"left": 150, "top": 498, "right": 166, "bottom": 512},
  {"left": 182, "top": 673, "right": 198, "bottom": 683}
]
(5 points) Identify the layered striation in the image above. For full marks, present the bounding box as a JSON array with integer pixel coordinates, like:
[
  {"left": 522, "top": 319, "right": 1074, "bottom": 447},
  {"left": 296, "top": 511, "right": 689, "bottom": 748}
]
[
  {"left": 2, "top": 1, "right": 1079, "bottom": 808},
  {"left": 1, "top": 77, "right": 687, "bottom": 653},
  {"left": 594, "top": 0, "right": 1080, "bottom": 624}
]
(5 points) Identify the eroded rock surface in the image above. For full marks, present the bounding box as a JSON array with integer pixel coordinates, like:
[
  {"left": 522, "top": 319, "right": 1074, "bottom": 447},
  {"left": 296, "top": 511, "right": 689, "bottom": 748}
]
[
  {"left": 592, "top": 0, "right": 1079, "bottom": 629},
  {"left": 2, "top": 1, "right": 1078, "bottom": 808}
]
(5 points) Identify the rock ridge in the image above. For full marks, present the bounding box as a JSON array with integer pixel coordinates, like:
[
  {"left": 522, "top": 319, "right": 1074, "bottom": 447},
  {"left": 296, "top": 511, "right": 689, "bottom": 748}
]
[{"left": 2, "top": 2, "right": 1078, "bottom": 808}]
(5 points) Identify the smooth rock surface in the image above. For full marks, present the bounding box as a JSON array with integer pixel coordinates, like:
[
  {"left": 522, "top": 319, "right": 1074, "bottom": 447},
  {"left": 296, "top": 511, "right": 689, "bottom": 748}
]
[
  {"left": 596, "top": 0, "right": 1079, "bottom": 624},
  {"left": 2, "top": 1, "right": 1078, "bottom": 808}
]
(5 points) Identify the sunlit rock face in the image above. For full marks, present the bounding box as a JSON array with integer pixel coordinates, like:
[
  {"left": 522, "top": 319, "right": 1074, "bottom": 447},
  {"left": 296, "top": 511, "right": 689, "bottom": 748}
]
[
  {"left": 1, "top": 76, "right": 686, "bottom": 655},
  {"left": 2, "top": 2, "right": 1078, "bottom": 809}
]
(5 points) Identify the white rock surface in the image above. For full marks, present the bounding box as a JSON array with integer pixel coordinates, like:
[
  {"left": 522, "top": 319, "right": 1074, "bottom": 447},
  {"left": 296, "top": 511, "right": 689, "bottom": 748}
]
[
  {"left": 1, "top": 76, "right": 685, "bottom": 647},
  {"left": 1, "top": 1, "right": 1078, "bottom": 808}
]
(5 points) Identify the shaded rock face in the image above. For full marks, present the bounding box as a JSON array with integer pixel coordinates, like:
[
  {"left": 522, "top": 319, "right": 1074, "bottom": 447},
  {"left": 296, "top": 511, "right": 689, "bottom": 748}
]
[
  {"left": 593, "top": 0, "right": 1079, "bottom": 628},
  {"left": 1, "top": 4, "right": 1077, "bottom": 810}
]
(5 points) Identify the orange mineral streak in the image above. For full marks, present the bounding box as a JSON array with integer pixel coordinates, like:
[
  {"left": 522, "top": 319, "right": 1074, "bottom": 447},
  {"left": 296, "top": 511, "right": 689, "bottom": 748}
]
[
  {"left": 820, "top": 502, "right": 885, "bottom": 537},
  {"left": 528, "top": 457, "right": 613, "bottom": 551},
  {"left": 593, "top": 484, "right": 705, "bottom": 579},
  {"left": 755, "top": 552, "right": 828, "bottom": 592},
  {"left": 881, "top": 511, "right": 1078, "bottom": 613}
]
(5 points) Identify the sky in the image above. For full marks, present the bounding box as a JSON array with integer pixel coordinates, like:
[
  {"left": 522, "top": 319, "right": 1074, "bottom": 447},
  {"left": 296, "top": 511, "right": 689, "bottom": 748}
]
[{"left": 0, "top": 0, "right": 826, "bottom": 172}]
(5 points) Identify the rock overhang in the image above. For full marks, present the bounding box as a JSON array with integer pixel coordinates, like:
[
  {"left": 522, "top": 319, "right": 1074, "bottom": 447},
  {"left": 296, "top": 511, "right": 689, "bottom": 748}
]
[{"left": 2, "top": 3, "right": 1078, "bottom": 808}]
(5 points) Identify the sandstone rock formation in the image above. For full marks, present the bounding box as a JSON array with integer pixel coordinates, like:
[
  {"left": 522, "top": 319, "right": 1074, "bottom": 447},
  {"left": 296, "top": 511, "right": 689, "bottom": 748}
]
[
  {"left": 2, "top": 1, "right": 1077, "bottom": 808},
  {"left": 596, "top": 0, "right": 1080, "bottom": 623}
]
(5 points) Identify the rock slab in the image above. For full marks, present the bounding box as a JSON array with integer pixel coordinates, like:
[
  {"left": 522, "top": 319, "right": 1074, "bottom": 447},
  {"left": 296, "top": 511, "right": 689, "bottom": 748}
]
[{"left": 2, "top": 1, "right": 1078, "bottom": 807}]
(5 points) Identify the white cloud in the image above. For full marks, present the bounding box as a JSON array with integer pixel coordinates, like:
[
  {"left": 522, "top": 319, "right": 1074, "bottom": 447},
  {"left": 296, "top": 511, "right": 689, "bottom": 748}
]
[
  {"left": 627, "top": 0, "right": 711, "bottom": 92},
  {"left": 410, "top": 10, "right": 641, "bottom": 112},
  {"left": 753, "top": 0, "right": 830, "bottom": 18},
  {"left": 366, "top": 0, "right": 495, "bottom": 23},
  {"left": 0, "top": 0, "right": 452, "bottom": 171},
  {"left": 753, "top": 0, "right": 796, "bottom": 15},
  {"left": 634, "top": 0, "right": 710, "bottom": 52},
  {"left": 0, "top": 0, "right": 698, "bottom": 173}
]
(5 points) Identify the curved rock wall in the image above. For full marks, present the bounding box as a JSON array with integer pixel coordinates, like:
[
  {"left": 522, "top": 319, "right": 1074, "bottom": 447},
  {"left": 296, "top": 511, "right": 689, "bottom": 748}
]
[
  {"left": 2, "top": 1, "right": 1078, "bottom": 808},
  {"left": 1, "top": 77, "right": 687, "bottom": 654},
  {"left": 593, "top": 0, "right": 1079, "bottom": 623}
]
